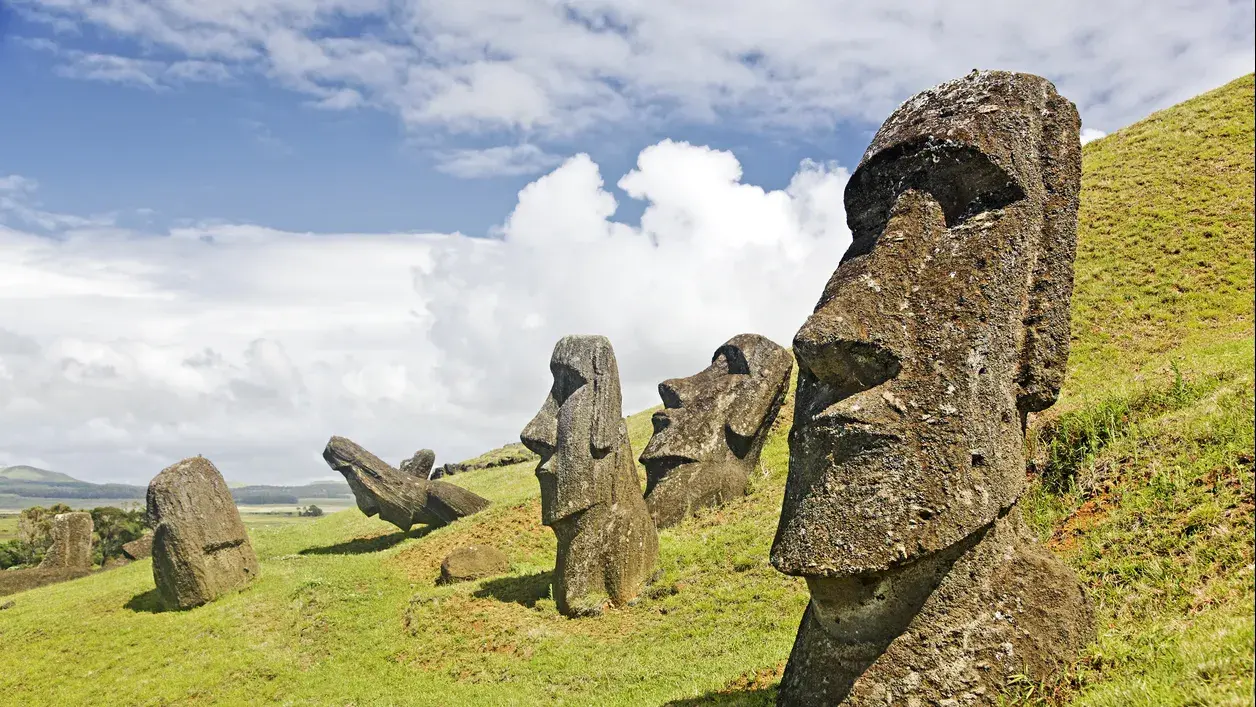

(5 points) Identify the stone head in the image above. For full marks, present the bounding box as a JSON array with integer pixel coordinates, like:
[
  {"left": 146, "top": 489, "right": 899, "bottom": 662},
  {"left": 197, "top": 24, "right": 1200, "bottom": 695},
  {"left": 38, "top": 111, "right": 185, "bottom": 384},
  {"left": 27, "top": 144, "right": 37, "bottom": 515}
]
[
  {"left": 640, "top": 333, "right": 793, "bottom": 493},
  {"left": 771, "top": 70, "right": 1082, "bottom": 578},
  {"left": 520, "top": 335, "right": 624, "bottom": 526}
]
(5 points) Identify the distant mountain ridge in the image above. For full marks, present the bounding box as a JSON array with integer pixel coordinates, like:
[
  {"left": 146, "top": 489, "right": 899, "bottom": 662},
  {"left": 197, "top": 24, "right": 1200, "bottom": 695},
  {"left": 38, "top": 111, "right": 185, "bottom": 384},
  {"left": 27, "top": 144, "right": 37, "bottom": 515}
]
[{"left": 0, "top": 465, "right": 353, "bottom": 506}]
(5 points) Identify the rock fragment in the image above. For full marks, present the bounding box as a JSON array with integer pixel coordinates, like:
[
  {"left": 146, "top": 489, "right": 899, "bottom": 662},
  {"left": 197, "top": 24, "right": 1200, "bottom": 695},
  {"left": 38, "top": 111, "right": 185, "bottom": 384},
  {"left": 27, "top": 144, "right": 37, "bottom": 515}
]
[{"left": 438, "top": 545, "right": 510, "bottom": 585}]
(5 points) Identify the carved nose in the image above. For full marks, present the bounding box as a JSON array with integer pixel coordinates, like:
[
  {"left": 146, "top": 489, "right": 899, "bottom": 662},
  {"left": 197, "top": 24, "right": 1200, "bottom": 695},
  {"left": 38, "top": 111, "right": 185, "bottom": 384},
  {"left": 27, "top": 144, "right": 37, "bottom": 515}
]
[
  {"left": 658, "top": 378, "right": 689, "bottom": 409},
  {"left": 793, "top": 313, "right": 901, "bottom": 402},
  {"left": 520, "top": 411, "right": 556, "bottom": 458}
]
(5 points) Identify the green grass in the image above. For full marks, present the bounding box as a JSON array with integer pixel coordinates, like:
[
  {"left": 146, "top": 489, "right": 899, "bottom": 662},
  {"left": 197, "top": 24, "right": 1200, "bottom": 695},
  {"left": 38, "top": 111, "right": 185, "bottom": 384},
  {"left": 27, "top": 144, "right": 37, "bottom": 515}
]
[{"left": 0, "top": 75, "right": 1252, "bottom": 706}]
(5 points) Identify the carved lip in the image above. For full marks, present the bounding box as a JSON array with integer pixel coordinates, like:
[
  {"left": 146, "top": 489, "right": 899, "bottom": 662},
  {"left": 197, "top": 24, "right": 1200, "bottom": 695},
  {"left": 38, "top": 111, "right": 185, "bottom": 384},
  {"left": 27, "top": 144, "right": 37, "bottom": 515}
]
[{"left": 640, "top": 454, "right": 698, "bottom": 481}]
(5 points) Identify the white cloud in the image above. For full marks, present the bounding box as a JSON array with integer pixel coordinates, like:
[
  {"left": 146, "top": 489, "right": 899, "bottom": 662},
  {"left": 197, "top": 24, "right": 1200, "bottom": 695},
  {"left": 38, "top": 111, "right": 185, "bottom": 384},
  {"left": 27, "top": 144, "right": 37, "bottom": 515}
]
[
  {"left": 11, "top": 0, "right": 1253, "bottom": 138},
  {"left": 0, "top": 143, "right": 851, "bottom": 484},
  {"left": 435, "top": 144, "right": 565, "bottom": 179},
  {"left": 1080, "top": 128, "right": 1107, "bottom": 145},
  {"left": 21, "top": 38, "right": 234, "bottom": 90}
]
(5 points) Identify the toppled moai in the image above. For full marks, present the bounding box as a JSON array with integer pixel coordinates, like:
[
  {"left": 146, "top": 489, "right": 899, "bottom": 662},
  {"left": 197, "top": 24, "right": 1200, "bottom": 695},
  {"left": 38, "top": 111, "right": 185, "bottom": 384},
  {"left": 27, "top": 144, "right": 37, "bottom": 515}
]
[
  {"left": 520, "top": 335, "right": 658, "bottom": 616},
  {"left": 323, "top": 436, "right": 490, "bottom": 531},
  {"left": 148, "top": 456, "right": 259, "bottom": 610},
  {"left": 640, "top": 333, "right": 793, "bottom": 528},
  {"left": 770, "top": 70, "right": 1095, "bottom": 705},
  {"left": 38, "top": 512, "right": 94, "bottom": 569},
  {"left": 399, "top": 449, "right": 436, "bottom": 478}
]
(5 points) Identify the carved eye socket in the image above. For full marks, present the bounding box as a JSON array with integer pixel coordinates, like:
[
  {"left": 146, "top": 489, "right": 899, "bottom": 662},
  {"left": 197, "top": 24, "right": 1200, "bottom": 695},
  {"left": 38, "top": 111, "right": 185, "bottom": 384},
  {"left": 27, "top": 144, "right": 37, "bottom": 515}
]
[
  {"left": 712, "top": 345, "right": 751, "bottom": 375},
  {"left": 842, "top": 140, "right": 1026, "bottom": 263},
  {"left": 549, "top": 362, "right": 587, "bottom": 406}
]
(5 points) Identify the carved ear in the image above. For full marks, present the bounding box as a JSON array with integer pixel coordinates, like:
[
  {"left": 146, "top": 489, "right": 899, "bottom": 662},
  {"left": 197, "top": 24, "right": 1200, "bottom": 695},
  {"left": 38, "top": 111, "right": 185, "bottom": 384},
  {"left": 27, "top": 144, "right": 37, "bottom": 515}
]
[
  {"left": 589, "top": 340, "right": 623, "bottom": 454},
  {"left": 726, "top": 385, "right": 779, "bottom": 442},
  {"left": 1017, "top": 91, "right": 1082, "bottom": 416}
]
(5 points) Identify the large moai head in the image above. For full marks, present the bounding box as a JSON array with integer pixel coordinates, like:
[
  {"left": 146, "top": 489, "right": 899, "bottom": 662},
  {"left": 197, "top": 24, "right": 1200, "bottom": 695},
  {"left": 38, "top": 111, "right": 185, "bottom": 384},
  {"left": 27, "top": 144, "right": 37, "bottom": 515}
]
[
  {"left": 640, "top": 333, "right": 793, "bottom": 528},
  {"left": 147, "top": 456, "right": 260, "bottom": 610},
  {"left": 771, "top": 70, "right": 1081, "bottom": 578},
  {"left": 520, "top": 335, "right": 625, "bottom": 527}
]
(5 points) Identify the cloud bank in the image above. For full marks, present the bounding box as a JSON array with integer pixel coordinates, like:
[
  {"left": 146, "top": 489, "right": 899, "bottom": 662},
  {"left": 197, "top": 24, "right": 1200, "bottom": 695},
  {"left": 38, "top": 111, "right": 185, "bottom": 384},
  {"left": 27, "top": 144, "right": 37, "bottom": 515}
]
[
  {"left": 0, "top": 142, "right": 850, "bottom": 484},
  {"left": 11, "top": 0, "right": 1253, "bottom": 174}
]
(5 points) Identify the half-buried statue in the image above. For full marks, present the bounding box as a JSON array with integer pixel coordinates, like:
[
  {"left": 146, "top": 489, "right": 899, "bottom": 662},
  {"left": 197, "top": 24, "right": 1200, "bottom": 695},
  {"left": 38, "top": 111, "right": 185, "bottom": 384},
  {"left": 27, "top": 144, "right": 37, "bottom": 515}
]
[
  {"left": 640, "top": 333, "right": 793, "bottom": 528},
  {"left": 148, "top": 456, "right": 259, "bottom": 610},
  {"left": 770, "top": 70, "right": 1095, "bottom": 705},
  {"left": 520, "top": 335, "right": 658, "bottom": 617}
]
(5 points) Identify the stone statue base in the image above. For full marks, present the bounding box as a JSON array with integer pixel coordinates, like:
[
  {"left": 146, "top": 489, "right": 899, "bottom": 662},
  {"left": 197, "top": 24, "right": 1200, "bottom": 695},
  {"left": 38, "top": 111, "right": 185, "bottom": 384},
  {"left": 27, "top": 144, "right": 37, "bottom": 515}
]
[{"left": 778, "top": 509, "right": 1093, "bottom": 706}]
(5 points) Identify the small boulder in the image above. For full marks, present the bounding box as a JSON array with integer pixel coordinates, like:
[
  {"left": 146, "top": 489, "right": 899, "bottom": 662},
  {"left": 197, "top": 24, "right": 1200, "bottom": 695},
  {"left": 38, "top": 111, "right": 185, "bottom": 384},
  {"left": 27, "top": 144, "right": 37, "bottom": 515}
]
[
  {"left": 148, "top": 456, "right": 260, "bottom": 610},
  {"left": 122, "top": 533, "right": 154, "bottom": 561},
  {"left": 438, "top": 545, "right": 510, "bottom": 585},
  {"left": 38, "top": 512, "right": 93, "bottom": 570}
]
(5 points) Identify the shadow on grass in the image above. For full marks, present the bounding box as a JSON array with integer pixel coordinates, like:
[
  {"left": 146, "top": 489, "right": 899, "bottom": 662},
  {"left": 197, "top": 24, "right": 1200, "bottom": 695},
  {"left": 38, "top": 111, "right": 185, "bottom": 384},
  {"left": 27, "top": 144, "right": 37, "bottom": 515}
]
[
  {"left": 298, "top": 526, "right": 435, "bottom": 556},
  {"left": 124, "top": 588, "right": 168, "bottom": 614},
  {"left": 473, "top": 571, "right": 552, "bottom": 608},
  {"left": 662, "top": 686, "right": 777, "bottom": 706}
]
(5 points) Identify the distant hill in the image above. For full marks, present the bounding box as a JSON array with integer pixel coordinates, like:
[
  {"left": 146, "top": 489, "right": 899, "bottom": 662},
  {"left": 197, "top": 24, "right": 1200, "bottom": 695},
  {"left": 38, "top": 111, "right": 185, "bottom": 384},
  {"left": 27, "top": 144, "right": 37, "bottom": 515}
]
[
  {"left": 0, "top": 465, "right": 80, "bottom": 483},
  {"left": 0, "top": 465, "right": 353, "bottom": 506}
]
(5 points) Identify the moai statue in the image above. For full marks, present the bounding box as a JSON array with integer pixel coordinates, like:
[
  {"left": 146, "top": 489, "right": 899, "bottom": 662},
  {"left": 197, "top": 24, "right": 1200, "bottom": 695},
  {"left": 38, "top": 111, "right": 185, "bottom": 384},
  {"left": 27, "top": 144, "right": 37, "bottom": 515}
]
[
  {"left": 148, "top": 456, "right": 259, "bottom": 610},
  {"left": 520, "top": 335, "right": 659, "bottom": 616},
  {"left": 38, "top": 512, "right": 94, "bottom": 569},
  {"left": 323, "top": 436, "right": 490, "bottom": 531},
  {"left": 770, "top": 70, "right": 1095, "bottom": 705},
  {"left": 640, "top": 333, "right": 793, "bottom": 529},
  {"left": 399, "top": 449, "right": 436, "bottom": 478}
]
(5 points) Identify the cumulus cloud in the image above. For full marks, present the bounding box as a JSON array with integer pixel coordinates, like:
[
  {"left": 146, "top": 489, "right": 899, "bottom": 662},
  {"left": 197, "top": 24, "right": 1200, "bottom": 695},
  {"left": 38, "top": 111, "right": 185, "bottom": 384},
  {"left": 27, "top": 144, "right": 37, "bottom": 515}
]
[
  {"left": 10, "top": 0, "right": 1253, "bottom": 139},
  {"left": 0, "top": 144, "right": 850, "bottom": 484},
  {"left": 434, "top": 144, "right": 565, "bottom": 179}
]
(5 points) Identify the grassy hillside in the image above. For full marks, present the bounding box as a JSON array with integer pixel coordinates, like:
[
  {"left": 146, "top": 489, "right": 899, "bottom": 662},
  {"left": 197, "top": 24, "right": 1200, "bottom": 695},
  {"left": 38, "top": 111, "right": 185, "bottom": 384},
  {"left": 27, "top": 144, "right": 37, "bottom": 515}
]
[{"left": 1, "top": 75, "right": 1252, "bottom": 706}]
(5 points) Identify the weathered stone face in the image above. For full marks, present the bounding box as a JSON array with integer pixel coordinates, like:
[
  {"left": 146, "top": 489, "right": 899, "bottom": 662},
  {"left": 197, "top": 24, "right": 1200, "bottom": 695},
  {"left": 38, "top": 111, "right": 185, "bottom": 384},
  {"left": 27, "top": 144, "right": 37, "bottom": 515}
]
[
  {"left": 640, "top": 333, "right": 793, "bottom": 528},
  {"left": 322, "top": 436, "right": 490, "bottom": 531},
  {"left": 147, "top": 456, "right": 259, "bottom": 610},
  {"left": 520, "top": 335, "right": 659, "bottom": 616},
  {"left": 772, "top": 70, "right": 1082, "bottom": 577},
  {"left": 38, "top": 512, "right": 94, "bottom": 570},
  {"left": 400, "top": 449, "right": 436, "bottom": 478},
  {"left": 769, "top": 70, "right": 1093, "bottom": 705}
]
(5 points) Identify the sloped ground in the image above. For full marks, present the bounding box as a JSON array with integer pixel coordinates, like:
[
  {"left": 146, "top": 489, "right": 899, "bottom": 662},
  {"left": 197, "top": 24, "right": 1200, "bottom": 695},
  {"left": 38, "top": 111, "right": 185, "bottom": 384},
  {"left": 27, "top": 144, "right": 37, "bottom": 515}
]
[{"left": 0, "top": 75, "right": 1251, "bottom": 706}]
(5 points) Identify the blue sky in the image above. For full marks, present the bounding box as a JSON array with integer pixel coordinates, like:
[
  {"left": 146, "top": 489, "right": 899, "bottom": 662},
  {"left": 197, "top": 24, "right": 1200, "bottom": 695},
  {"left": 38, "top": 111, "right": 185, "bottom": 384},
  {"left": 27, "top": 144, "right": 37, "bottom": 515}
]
[
  {"left": 0, "top": 7, "right": 867, "bottom": 236},
  {"left": 0, "top": 0, "right": 1252, "bottom": 485}
]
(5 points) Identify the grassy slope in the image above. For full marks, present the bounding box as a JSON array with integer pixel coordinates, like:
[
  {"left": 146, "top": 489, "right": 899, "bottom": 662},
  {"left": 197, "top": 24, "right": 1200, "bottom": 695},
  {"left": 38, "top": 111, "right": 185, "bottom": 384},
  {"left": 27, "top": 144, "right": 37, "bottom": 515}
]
[{"left": 1, "top": 75, "right": 1252, "bottom": 707}]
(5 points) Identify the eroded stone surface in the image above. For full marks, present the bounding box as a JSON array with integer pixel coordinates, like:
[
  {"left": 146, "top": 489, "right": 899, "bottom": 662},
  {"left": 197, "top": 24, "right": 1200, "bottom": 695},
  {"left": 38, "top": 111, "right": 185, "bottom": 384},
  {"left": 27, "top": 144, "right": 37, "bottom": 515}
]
[
  {"left": 122, "top": 533, "right": 153, "bottom": 561},
  {"left": 770, "top": 70, "right": 1093, "bottom": 705},
  {"left": 400, "top": 449, "right": 436, "bottom": 478},
  {"left": 148, "top": 456, "right": 259, "bottom": 610},
  {"left": 520, "top": 335, "right": 658, "bottom": 616},
  {"left": 38, "top": 512, "right": 93, "bottom": 570},
  {"left": 323, "top": 436, "right": 490, "bottom": 531},
  {"left": 438, "top": 545, "right": 510, "bottom": 585},
  {"left": 640, "top": 333, "right": 793, "bottom": 528}
]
